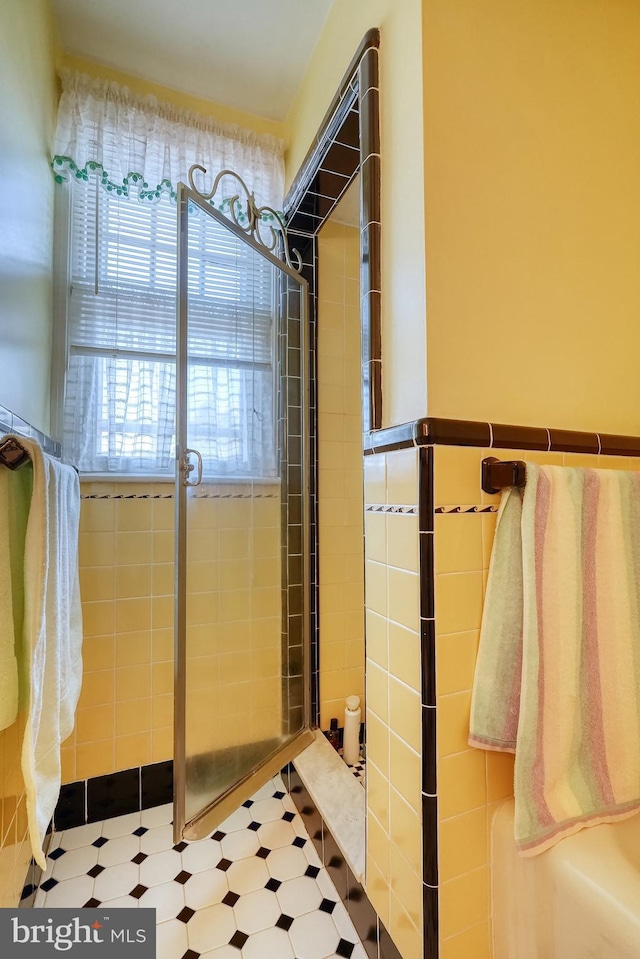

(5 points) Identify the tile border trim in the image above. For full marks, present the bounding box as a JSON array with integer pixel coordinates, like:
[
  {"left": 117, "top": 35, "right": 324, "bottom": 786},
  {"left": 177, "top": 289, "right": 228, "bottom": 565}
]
[
  {"left": 0, "top": 404, "right": 61, "bottom": 459},
  {"left": 282, "top": 763, "right": 400, "bottom": 959},
  {"left": 283, "top": 28, "right": 381, "bottom": 727},
  {"left": 435, "top": 505, "right": 499, "bottom": 514},
  {"left": 364, "top": 416, "right": 640, "bottom": 458},
  {"left": 418, "top": 447, "right": 439, "bottom": 957},
  {"left": 284, "top": 29, "right": 381, "bottom": 431},
  {"left": 79, "top": 491, "right": 279, "bottom": 500},
  {"left": 284, "top": 29, "right": 380, "bottom": 214},
  {"left": 364, "top": 504, "right": 417, "bottom": 514}
]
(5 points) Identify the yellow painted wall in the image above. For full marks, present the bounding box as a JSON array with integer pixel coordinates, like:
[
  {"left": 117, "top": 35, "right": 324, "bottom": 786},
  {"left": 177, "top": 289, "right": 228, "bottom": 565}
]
[
  {"left": 424, "top": 0, "right": 640, "bottom": 434},
  {"left": 0, "top": 0, "right": 58, "bottom": 907},
  {"left": 285, "top": 0, "right": 427, "bottom": 430},
  {"left": 63, "top": 483, "right": 281, "bottom": 784},
  {"left": 0, "top": 0, "right": 58, "bottom": 435},
  {"left": 60, "top": 54, "right": 285, "bottom": 142},
  {"left": 364, "top": 449, "right": 423, "bottom": 959},
  {"left": 317, "top": 221, "right": 365, "bottom": 729}
]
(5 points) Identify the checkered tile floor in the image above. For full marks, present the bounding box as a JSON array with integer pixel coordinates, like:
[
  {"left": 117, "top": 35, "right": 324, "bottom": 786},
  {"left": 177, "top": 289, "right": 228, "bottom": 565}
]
[
  {"left": 346, "top": 757, "right": 365, "bottom": 788},
  {"left": 35, "top": 775, "right": 366, "bottom": 959}
]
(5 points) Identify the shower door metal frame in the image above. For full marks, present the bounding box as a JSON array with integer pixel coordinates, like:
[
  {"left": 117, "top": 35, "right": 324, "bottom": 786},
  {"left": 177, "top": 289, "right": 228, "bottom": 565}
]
[{"left": 173, "top": 182, "right": 313, "bottom": 843}]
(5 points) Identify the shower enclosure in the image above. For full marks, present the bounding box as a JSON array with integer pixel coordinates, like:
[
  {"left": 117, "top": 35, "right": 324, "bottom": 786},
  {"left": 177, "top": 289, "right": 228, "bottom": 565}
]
[{"left": 172, "top": 170, "right": 313, "bottom": 842}]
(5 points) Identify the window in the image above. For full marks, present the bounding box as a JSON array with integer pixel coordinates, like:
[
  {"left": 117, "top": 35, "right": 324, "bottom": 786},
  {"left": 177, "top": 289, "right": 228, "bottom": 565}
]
[
  {"left": 52, "top": 69, "right": 285, "bottom": 478},
  {"left": 60, "top": 181, "right": 277, "bottom": 477}
]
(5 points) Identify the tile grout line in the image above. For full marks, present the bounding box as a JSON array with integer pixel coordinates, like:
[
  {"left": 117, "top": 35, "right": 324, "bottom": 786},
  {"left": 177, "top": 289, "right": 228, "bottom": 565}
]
[{"left": 37, "top": 775, "right": 367, "bottom": 959}]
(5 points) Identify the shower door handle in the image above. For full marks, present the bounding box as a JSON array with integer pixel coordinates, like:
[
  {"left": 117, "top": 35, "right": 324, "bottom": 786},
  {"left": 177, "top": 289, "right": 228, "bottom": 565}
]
[{"left": 181, "top": 448, "right": 203, "bottom": 487}]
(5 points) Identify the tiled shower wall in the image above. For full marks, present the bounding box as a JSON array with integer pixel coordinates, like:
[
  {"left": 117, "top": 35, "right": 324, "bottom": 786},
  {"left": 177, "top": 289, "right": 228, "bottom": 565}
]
[
  {"left": 317, "top": 221, "right": 365, "bottom": 730},
  {"left": 63, "top": 482, "right": 281, "bottom": 784},
  {"left": 363, "top": 448, "right": 423, "bottom": 959}
]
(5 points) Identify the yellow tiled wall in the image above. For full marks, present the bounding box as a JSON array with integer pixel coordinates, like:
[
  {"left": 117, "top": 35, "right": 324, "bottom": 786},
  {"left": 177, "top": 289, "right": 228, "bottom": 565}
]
[
  {"left": 66, "top": 481, "right": 281, "bottom": 783},
  {"left": 317, "top": 221, "right": 365, "bottom": 730},
  {"left": 364, "top": 448, "right": 423, "bottom": 959},
  {"left": 433, "top": 445, "right": 640, "bottom": 959},
  {"left": 0, "top": 712, "right": 31, "bottom": 908}
]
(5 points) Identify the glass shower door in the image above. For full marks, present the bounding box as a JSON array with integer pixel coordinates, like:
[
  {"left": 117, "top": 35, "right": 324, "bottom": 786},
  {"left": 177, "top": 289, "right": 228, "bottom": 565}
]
[{"left": 173, "top": 181, "right": 312, "bottom": 842}]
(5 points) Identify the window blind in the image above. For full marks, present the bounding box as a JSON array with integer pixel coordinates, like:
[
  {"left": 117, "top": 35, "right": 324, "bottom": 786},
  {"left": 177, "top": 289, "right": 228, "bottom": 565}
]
[{"left": 63, "top": 181, "right": 277, "bottom": 476}]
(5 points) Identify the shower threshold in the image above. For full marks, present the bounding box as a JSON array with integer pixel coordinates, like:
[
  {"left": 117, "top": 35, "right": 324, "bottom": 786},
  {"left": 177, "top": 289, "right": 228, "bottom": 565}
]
[{"left": 293, "top": 730, "right": 365, "bottom": 882}]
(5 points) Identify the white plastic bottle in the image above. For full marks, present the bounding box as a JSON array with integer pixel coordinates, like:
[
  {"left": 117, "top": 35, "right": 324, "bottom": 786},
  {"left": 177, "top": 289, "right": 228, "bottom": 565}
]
[{"left": 343, "top": 695, "right": 361, "bottom": 766}]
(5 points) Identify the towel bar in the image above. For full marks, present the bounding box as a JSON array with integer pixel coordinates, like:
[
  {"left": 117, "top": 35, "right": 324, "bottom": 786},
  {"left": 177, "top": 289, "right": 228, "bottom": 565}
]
[
  {"left": 482, "top": 457, "right": 527, "bottom": 494},
  {"left": 0, "top": 436, "right": 31, "bottom": 471}
]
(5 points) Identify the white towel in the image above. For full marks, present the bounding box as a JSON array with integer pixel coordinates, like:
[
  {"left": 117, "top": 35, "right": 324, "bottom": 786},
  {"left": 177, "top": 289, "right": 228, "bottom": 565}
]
[{"left": 11, "top": 437, "right": 83, "bottom": 868}]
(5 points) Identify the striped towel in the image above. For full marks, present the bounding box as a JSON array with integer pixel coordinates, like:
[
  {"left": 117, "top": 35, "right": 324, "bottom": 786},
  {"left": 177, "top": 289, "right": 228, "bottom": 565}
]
[{"left": 470, "top": 463, "right": 640, "bottom": 855}]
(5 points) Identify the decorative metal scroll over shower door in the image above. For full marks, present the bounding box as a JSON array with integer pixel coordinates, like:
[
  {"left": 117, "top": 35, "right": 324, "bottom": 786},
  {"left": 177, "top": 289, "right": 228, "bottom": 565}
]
[{"left": 173, "top": 170, "right": 313, "bottom": 843}]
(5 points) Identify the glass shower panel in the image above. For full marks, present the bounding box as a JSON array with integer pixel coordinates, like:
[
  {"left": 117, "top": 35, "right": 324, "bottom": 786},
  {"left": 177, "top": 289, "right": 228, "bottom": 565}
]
[{"left": 174, "top": 184, "right": 311, "bottom": 840}]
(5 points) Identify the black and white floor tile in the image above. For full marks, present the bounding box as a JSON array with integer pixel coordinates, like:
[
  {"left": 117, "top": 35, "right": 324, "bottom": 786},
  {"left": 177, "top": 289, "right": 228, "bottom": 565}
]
[
  {"left": 346, "top": 758, "right": 365, "bottom": 789},
  {"left": 337, "top": 751, "right": 365, "bottom": 789},
  {"left": 36, "top": 776, "right": 366, "bottom": 959}
]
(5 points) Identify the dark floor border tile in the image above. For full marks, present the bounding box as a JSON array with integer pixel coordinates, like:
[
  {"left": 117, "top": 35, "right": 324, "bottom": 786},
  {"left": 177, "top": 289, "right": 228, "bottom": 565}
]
[
  {"left": 87, "top": 768, "right": 140, "bottom": 823},
  {"left": 54, "top": 780, "right": 86, "bottom": 832},
  {"left": 54, "top": 760, "right": 174, "bottom": 831},
  {"left": 323, "top": 822, "right": 348, "bottom": 902},
  {"left": 379, "top": 921, "right": 403, "bottom": 959},
  {"left": 347, "top": 864, "right": 378, "bottom": 959},
  {"left": 141, "top": 760, "right": 173, "bottom": 810},
  {"left": 285, "top": 762, "right": 400, "bottom": 959}
]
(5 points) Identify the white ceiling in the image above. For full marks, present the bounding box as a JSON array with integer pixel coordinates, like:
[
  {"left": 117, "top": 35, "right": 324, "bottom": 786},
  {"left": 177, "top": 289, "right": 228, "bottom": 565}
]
[{"left": 52, "top": 0, "right": 335, "bottom": 122}]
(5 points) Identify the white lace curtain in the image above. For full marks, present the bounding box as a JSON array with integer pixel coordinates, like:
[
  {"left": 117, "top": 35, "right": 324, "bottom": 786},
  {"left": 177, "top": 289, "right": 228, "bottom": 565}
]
[
  {"left": 54, "top": 70, "right": 284, "bottom": 477},
  {"left": 53, "top": 69, "right": 284, "bottom": 206}
]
